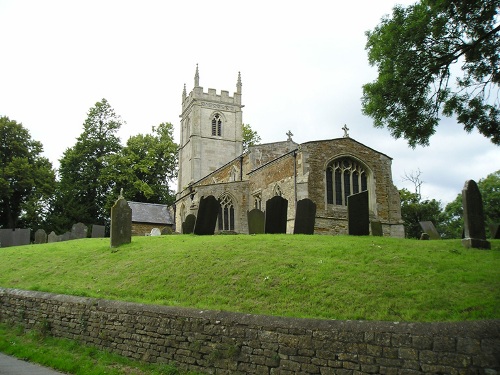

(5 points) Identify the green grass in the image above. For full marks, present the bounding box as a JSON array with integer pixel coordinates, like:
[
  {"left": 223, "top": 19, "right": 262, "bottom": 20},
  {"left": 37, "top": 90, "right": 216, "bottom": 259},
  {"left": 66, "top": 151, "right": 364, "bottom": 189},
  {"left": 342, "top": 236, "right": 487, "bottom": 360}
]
[
  {"left": 0, "top": 323, "right": 198, "bottom": 374},
  {"left": 1, "top": 235, "right": 499, "bottom": 322}
]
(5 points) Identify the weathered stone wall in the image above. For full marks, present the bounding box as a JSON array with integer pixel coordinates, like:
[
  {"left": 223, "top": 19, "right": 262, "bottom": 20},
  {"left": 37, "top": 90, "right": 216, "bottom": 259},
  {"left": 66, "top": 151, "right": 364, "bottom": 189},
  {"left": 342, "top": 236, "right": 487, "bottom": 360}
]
[
  {"left": 1, "top": 288, "right": 498, "bottom": 375},
  {"left": 131, "top": 223, "right": 172, "bottom": 236}
]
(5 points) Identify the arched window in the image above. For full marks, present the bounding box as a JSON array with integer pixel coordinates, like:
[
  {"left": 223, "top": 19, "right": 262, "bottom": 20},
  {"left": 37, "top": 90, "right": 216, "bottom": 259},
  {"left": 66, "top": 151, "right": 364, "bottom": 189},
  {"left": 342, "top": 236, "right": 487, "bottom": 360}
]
[
  {"left": 326, "top": 157, "right": 368, "bottom": 205},
  {"left": 218, "top": 194, "right": 235, "bottom": 231},
  {"left": 212, "top": 113, "right": 222, "bottom": 136}
]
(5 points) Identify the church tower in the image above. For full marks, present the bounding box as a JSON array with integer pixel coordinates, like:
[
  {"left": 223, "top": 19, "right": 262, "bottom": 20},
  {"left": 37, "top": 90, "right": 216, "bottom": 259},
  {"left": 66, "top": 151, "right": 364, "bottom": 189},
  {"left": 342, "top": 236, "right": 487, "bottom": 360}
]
[{"left": 177, "top": 65, "right": 244, "bottom": 194}]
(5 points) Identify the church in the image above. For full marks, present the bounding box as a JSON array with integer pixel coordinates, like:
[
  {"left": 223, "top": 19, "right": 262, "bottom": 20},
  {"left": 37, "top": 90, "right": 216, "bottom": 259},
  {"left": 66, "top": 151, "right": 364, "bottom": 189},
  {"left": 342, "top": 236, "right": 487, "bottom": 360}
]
[{"left": 174, "top": 66, "right": 404, "bottom": 237}]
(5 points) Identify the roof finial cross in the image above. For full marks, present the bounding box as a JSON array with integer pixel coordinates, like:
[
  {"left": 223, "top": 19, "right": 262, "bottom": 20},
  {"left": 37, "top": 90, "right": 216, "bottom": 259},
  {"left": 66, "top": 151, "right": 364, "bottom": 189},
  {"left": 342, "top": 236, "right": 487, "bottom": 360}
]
[
  {"left": 286, "top": 130, "right": 293, "bottom": 141},
  {"left": 342, "top": 124, "right": 350, "bottom": 138}
]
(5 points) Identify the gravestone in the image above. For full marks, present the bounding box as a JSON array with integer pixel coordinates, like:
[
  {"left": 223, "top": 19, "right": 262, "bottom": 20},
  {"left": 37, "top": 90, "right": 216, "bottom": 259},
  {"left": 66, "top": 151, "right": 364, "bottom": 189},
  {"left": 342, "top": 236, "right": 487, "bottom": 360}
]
[
  {"left": 161, "top": 227, "right": 173, "bottom": 235},
  {"left": 265, "top": 196, "right": 288, "bottom": 234},
  {"left": 489, "top": 224, "right": 500, "bottom": 239},
  {"left": 61, "top": 232, "right": 71, "bottom": 241},
  {"left": 0, "top": 229, "right": 30, "bottom": 247},
  {"left": 182, "top": 214, "right": 196, "bottom": 234},
  {"left": 34, "top": 229, "right": 47, "bottom": 244},
  {"left": 370, "top": 220, "right": 383, "bottom": 236},
  {"left": 419, "top": 221, "right": 441, "bottom": 240},
  {"left": 347, "top": 191, "right": 369, "bottom": 236},
  {"left": 293, "top": 198, "right": 316, "bottom": 235},
  {"left": 110, "top": 196, "right": 132, "bottom": 248},
  {"left": 71, "top": 222, "right": 88, "bottom": 240},
  {"left": 194, "top": 196, "right": 220, "bottom": 235},
  {"left": 150, "top": 228, "right": 161, "bottom": 236},
  {"left": 461, "top": 179, "right": 490, "bottom": 249},
  {"left": 420, "top": 233, "right": 430, "bottom": 240},
  {"left": 247, "top": 209, "right": 265, "bottom": 234},
  {"left": 47, "top": 231, "right": 59, "bottom": 243},
  {"left": 91, "top": 224, "right": 105, "bottom": 238}
]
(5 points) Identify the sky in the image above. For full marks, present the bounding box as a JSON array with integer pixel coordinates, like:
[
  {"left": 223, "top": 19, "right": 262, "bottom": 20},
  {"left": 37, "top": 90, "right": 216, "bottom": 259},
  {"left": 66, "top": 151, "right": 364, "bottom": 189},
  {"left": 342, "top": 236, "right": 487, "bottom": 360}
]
[{"left": 1, "top": 0, "right": 499, "bottom": 206}]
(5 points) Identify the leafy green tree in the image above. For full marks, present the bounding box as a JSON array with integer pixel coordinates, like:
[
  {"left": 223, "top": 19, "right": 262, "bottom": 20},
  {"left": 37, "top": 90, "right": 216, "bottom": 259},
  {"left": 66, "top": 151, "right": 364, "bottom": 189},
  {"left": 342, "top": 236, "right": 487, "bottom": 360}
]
[
  {"left": 242, "top": 123, "right": 261, "bottom": 151},
  {"left": 362, "top": 0, "right": 500, "bottom": 147},
  {"left": 101, "top": 122, "right": 178, "bottom": 210},
  {"left": 0, "top": 116, "right": 56, "bottom": 229},
  {"left": 399, "top": 188, "right": 444, "bottom": 238},
  {"left": 53, "top": 99, "right": 123, "bottom": 230},
  {"left": 441, "top": 194, "right": 463, "bottom": 238}
]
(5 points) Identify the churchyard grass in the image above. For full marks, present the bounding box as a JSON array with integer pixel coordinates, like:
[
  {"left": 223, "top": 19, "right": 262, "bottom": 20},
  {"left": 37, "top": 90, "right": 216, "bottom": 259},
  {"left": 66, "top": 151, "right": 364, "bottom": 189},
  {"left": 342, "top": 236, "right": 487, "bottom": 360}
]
[{"left": 0, "top": 235, "right": 499, "bottom": 322}]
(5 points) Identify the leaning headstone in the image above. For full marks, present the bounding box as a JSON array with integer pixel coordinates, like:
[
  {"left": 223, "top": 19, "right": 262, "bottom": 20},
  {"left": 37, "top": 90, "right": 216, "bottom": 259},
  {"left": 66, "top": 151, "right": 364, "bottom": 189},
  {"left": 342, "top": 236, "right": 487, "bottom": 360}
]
[
  {"left": 91, "top": 224, "right": 105, "bottom": 238},
  {"left": 47, "top": 231, "right": 59, "bottom": 243},
  {"left": 293, "top": 198, "right": 316, "bottom": 234},
  {"left": 71, "top": 222, "right": 88, "bottom": 240},
  {"left": 247, "top": 209, "right": 265, "bottom": 234},
  {"left": 34, "top": 229, "right": 47, "bottom": 244},
  {"left": 194, "top": 196, "right": 220, "bottom": 235},
  {"left": 150, "top": 228, "right": 161, "bottom": 236},
  {"left": 371, "top": 220, "right": 383, "bottom": 236},
  {"left": 462, "top": 180, "right": 491, "bottom": 249},
  {"left": 348, "top": 191, "right": 369, "bottom": 236},
  {"left": 488, "top": 223, "right": 500, "bottom": 239},
  {"left": 110, "top": 196, "right": 132, "bottom": 248},
  {"left": 419, "top": 221, "right": 441, "bottom": 240},
  {"left": 182, "top": 214, "right": 196, "bottom": 234},
  {"left": 265, "top": 196, "right": 288, "bottom": 234}
]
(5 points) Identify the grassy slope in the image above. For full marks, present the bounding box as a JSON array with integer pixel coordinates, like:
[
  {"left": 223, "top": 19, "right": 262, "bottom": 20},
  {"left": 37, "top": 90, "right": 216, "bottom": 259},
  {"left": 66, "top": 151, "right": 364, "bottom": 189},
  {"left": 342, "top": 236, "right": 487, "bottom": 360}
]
[{"left": 0, "top": 235, "right": 499, "bottom": 322}]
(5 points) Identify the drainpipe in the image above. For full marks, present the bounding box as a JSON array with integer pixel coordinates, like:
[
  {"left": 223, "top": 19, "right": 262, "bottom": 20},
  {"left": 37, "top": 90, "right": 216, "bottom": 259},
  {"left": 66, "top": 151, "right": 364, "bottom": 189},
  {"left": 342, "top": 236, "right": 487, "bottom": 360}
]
[{"left": 293, "top": 150, "right": 297, "bottom": 203}]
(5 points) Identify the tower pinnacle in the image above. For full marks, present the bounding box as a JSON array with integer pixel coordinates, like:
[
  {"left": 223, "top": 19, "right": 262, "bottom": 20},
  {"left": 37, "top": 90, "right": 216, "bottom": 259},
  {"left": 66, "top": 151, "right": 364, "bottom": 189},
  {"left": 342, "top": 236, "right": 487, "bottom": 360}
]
[
  {"left": 236, "top": 71, "right": 242, "bottom": 94},
  {"left": 194, "top": 64, "right": 200, "bottom": 87}
]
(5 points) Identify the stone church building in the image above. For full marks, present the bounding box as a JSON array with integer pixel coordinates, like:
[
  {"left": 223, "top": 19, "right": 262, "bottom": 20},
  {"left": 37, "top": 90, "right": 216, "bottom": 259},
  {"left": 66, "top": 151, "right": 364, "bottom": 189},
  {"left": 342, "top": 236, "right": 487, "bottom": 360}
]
[{"left": 175, "top": 67, "right": 404, "bottom": 237}]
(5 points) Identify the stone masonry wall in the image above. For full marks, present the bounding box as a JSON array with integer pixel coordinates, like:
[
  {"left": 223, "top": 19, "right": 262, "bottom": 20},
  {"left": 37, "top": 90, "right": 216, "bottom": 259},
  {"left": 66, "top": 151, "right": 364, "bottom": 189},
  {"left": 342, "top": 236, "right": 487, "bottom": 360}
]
[{"left": 1, "top": 288, "right": 498, "bottom": 375}]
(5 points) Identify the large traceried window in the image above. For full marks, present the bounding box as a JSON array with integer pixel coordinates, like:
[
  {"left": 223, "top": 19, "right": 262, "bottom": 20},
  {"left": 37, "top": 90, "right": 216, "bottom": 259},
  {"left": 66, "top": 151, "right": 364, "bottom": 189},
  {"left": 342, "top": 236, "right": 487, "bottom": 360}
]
[
  {"left": 218, "top": 194, "right": 235, "bottom": 231},
  {"left": 211, "top": 113, "right": 222, "bottom": 136},
  {"left": 326, "top": 157, "right": 368, "bottom": 206}
]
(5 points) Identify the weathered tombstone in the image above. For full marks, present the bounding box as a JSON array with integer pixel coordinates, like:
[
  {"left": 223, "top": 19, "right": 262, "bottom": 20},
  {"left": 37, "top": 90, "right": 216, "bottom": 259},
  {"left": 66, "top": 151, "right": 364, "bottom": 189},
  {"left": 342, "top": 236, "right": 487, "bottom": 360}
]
[
  {"left": 61, "top": 232, "right": 71, "bottom": 241},
  {"left": 348, "top": 191, "right": 369, "bottom": 236},
  {"left": 370, "top": 220, "right": 383, "bottom": 236},
  {"left": 150, "top": 227, "right": 161, "bottom": 236},
  {"left": 34, "top": 229, "right": 47, "bottom": 244},
  {"left": 47, "top": 231, "right": 59, "bottom": 243},
  {"left": 462, "top": 180, "right": 491, "bottom": 249},
  {"left": 419, "top": 221, "right": 441, "bottom": 240},
  {"left": 488, "top": 224, "right": 500, "bottom": 239},
  {"left": 12, "top": 228, "right": 31, "bottom": 247},
  {"left": 71, "top": 222, "right": 88, "bottom": 240},
  {"left": 161, "top": 227, "right": 173, "bottom": 235},
  {"left": 110, "top": 196, "right": 132, "bottom": 248},
  {"left": 247, "top": 209, "right": 265, "bottom": 234},
  {"left": 182, "top": 214, "right": 196, "bottom": 234},
  {"left": 265, "top": 196, "right": 288, "bottom": 234},
  {"left": 420, "top": 233, "right": 430, "bottom": 240},
  {"left": 91, "top": 224, "right": 105, "bottom": 238},
  {"left": 194, "top": 196, "right": 220, "bottom": 235},
  {"left": 293, "top": 198, "right": 316, "bottom": 234}
]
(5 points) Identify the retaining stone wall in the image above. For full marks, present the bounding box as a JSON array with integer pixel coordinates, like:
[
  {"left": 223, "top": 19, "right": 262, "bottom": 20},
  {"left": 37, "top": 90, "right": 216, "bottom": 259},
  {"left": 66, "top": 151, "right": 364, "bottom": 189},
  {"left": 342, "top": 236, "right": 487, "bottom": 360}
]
[{"left": 0, "top": 288, "right": 498, "bottom": 375}]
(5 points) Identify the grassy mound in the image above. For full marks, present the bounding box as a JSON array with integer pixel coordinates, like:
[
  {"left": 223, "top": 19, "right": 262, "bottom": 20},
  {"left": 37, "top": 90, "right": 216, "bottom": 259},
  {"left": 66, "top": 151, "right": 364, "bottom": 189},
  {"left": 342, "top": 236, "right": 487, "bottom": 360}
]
[{"left": 1, "top": 235, "right": 498, "bottom": 322}]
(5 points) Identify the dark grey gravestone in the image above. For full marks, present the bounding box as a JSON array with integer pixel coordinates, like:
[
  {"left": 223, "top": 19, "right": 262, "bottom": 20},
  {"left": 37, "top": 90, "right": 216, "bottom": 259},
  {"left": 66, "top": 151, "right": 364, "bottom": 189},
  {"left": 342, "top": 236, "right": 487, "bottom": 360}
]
[
  {"left": 347, "top": 191, "right": 369, "bottom": 236},
  {"left": 34, "top": 229, "right": 47, "bottom": 244},
  {"left": 293, "top": 198, "right": 316, "bottom": 234},
  {"left": 110, "top": 197, "right": 132, "bottom": 248},
  {"left": 91, "top": 224, "right": 105, "bottom": 238},
  {"left": 420, "top": 233, "right": 430, "bottom": 240},
  {"left": 488, "top": 223, "right": 500, "bottom": 239},
  {"left": 462, "top": 179, "right": 491, "bottom": 249},
  {"left": 61, "top": 232, "right": 71, "bottom": 241},
  {"left": 161, "top": 227, "right": 173, "bottom": 235},
  {"left": 419, "top": 221, "right": 441, "bottom": 240},
  {"left": 247, "top": 209, "right": 265, "bottom": 234},
  {"left": 13, "top": 228, "right": 30, "bottom": 247},
  {"left": 71, "top": 222, "right": 88, "bottom": 240},
  {"left": 265, "top": 196, "right": 288, "bottom": 234},
  {"left": 47, "top": 231, "right": 59, "bottom": 243},
  {"left": 194, "top": 196, "right": 220, "bottom": 235},
  {"left": 182, "top": 214, "right": 196, "bottom": 234},
  {"left": 371, "top": 220, "right": 383, "bottom": 236}
]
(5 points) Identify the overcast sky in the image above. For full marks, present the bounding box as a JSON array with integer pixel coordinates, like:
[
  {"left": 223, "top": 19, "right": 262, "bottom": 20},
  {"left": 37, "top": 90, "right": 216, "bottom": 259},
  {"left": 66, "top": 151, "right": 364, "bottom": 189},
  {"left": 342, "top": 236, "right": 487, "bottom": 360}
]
[{"left": 1, "top": 0, "right": 498, "bottom": 206}]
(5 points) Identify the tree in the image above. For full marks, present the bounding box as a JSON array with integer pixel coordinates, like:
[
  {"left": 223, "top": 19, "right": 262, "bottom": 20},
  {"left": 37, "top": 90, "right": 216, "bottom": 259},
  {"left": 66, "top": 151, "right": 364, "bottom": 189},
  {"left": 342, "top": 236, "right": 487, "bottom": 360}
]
[
  {"left": 242, "top": 123, "right": 261, "bottom": 151},
  {"left": 0, "top": 116, "right": 56, "bottom": 229},
  {"left": 399, "top": 188, "right": 443, "bottom": 238},
  {"left": 362, "top": 0, "right": 500, "bottom": 147},
  {"left": 54, "top": 99, "right": 123, "bottom": 229},
  {"left": 101, "top": 122, "right": 178, "bottom": 210}
]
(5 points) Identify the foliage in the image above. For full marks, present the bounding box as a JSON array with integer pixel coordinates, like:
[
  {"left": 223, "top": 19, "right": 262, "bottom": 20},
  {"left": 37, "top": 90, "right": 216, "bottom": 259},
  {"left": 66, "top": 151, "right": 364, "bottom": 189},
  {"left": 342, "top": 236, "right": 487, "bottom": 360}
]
[
  {"left": 0, "top": 116, "right": 56, "bottom": 229},
  {"left": 1, "top": 235, "right": 498, "bottom": 322},
  {"left": 362, "top": 0, "right": 500, "bottom": 147},
  {"left": 242, "top": 123, "right": 261, "bottom": 151},
  {"left": 399, "top": 188, "right": 444, "bottom": 238},
  {"left": 101, "top": 122, "right": 178, "bottom": 210},
  {"left": 52, "top": 99, "right": 123, "bottom": 231}
]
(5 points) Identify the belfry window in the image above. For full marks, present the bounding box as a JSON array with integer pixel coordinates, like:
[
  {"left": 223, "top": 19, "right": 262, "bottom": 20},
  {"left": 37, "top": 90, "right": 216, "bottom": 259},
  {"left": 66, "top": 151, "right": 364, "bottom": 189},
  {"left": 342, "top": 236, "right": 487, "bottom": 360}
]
[
  {"left": 326, "top": 158, "right": 368, "bottom": 205},
  {"left": 212, "top": 113, "right": 222, "bottom": 136},
  {"left": 218, "top": 194, "right": 235, "bottom": 231}
]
